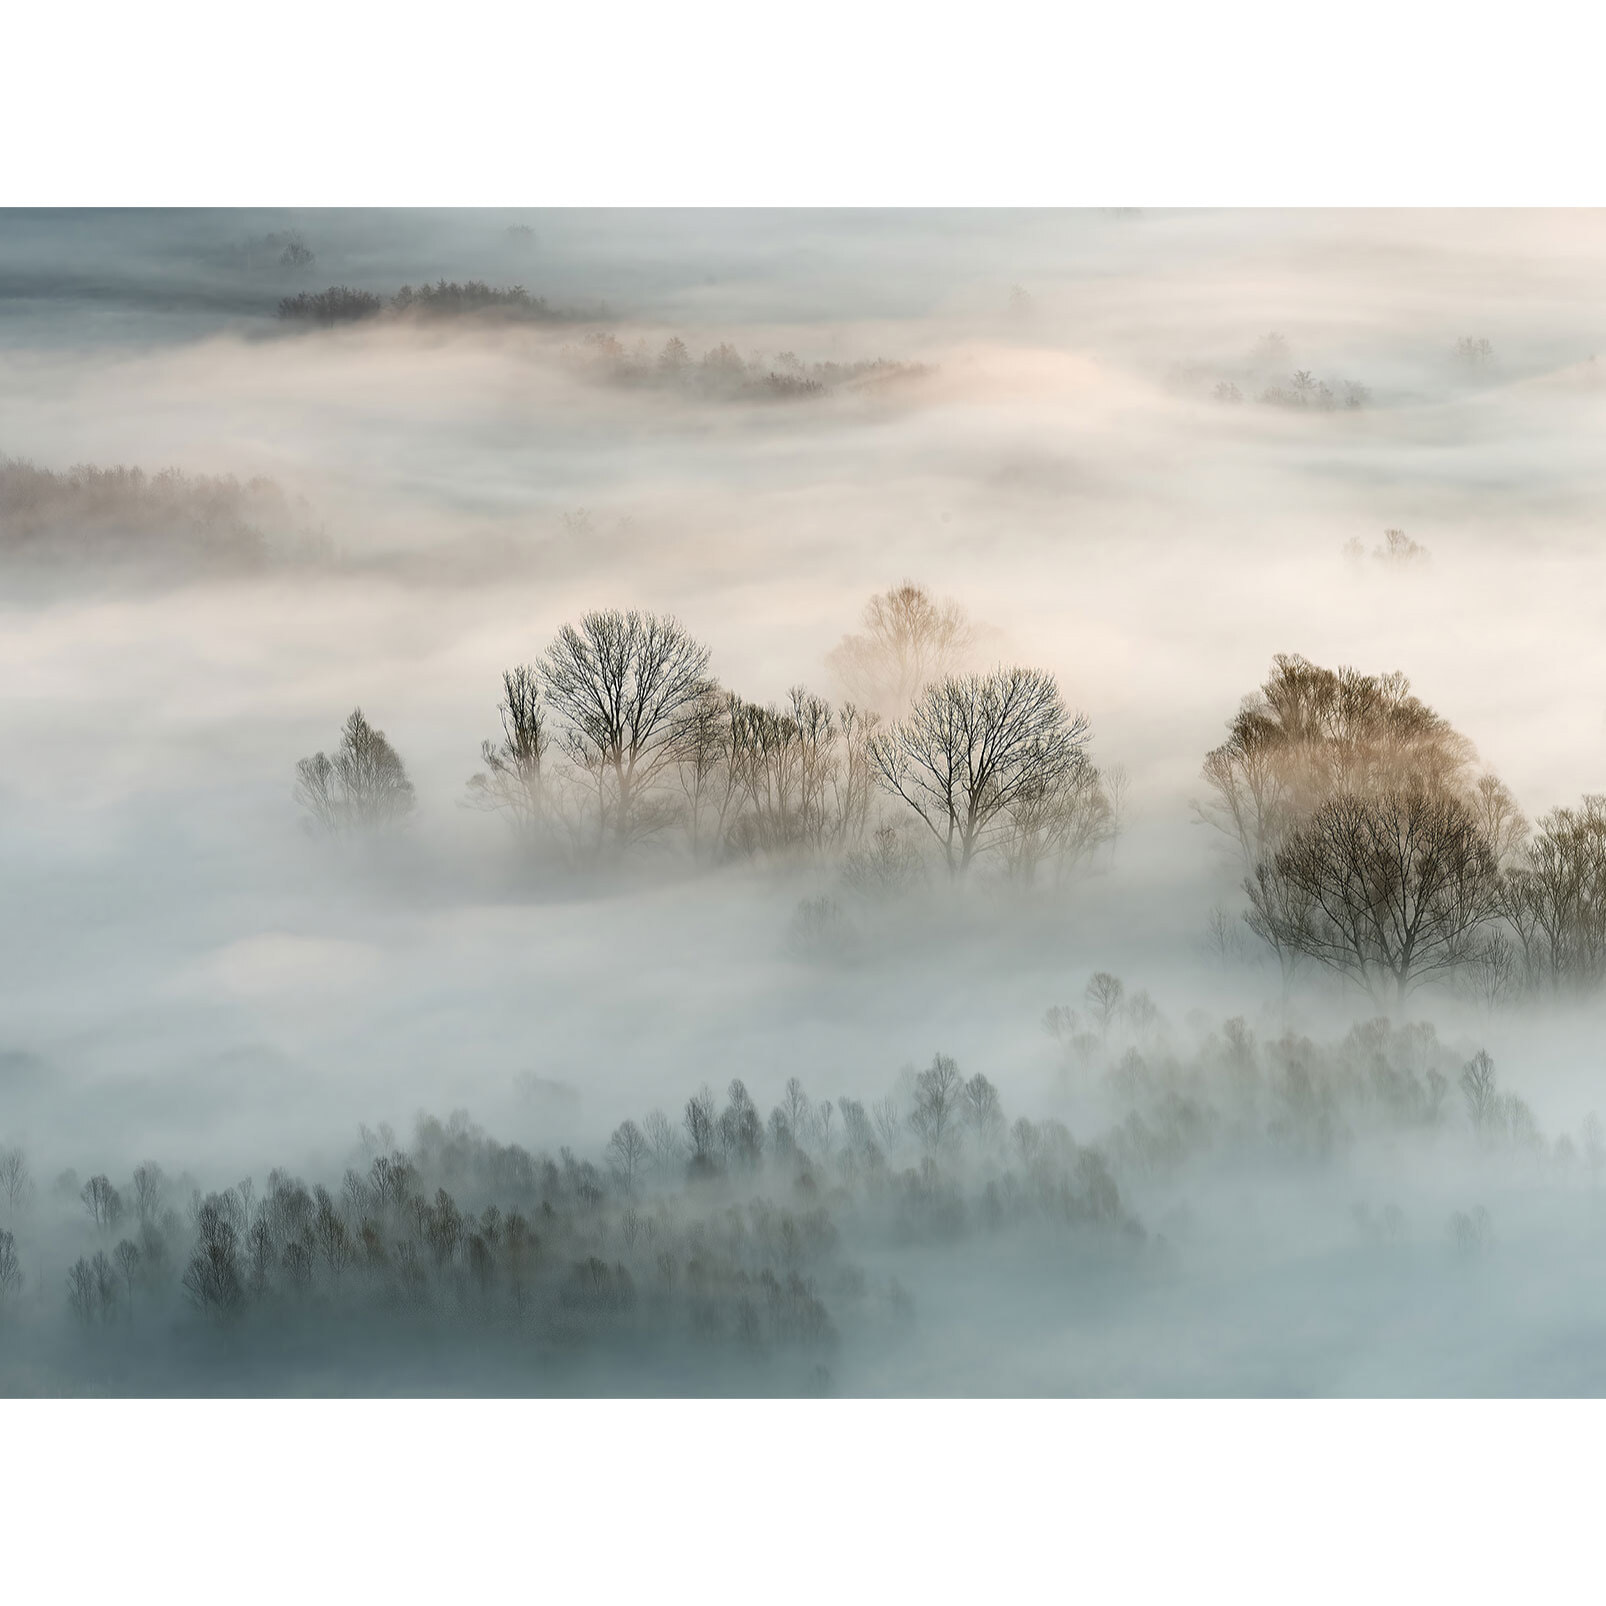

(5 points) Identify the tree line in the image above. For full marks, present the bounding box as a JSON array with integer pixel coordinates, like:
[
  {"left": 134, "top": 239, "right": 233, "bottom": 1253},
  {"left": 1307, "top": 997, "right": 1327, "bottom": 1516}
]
[
  {"left": 294, "top": 585, "right": 1120, "bottom": 886},
  {"left": 0, "top": 456, "right": 324, "bottom": 571},
  {"left": 276, "top": 281, "right": 601, "bottom": 326},
  {"left": 564, "top": 333, "right": 932, "bottom": 403},
  {"left": 2, "top": 992, "right": 1583, "bottom": 1387},
  {"left": 0, "top": 1053, "right": 1144, "bottom": 1382}
]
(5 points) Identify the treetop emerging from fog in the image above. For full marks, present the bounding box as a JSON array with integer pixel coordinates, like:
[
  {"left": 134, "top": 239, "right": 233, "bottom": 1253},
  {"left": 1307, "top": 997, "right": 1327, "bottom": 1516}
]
[
  {"left": 540, "top": 609, "right": 715, "bottom": 849},
  {"left": 870, "top": 669, "right": 1093, "bottom": 879},
  {"left": 828, "top": 582, "right": 974, "bottom": 717}
]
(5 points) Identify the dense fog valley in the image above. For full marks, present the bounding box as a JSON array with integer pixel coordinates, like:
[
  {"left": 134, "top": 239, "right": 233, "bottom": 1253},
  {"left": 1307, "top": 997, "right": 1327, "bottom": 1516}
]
[{"left": 5, "top": 208, "right": 1606, "bottom": 1395}]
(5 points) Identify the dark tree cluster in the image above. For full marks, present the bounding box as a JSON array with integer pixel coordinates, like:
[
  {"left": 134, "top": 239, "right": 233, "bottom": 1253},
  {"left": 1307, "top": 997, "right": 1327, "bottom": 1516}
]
[
  {"left": 275, "top": 287, "right": 385, "bottom": 323},
  {"left": 565, "top": 333, "right": 932, "bottom": 403},
  {"left": 276, "top": 281, "right": 595, "bottom": 326},
  {"left": 390, "top": 281, "right": 557, "bottom": 319},
  {"left": 11, "top": 994, "right": 1583, "bottom": 1391},
  {"left": 12, "top": 1059, "right": 1144, "bottom": 1387}
]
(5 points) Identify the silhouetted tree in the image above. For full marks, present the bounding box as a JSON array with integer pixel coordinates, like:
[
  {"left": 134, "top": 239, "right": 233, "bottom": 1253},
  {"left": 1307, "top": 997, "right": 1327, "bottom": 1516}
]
[
  {"left": 66, "top": 1258, "right": 97, "bottom": 1324},
  {"left": 113, "top": 1239, "right": 140, "bottom": 1309},
  {"left": 910, "top": 1055, "right": 963, "bottom": 1154},
  {"left": 466, "top": 666, "right": 551, "bottom": 842},
  {"left": 0, "top": 1230, "right": 19, "bottom": 1301},
  {"left": 683, "top": 1087, "right": 719, "bottom": 1175},
  {"left": 963, "top": 1074, "right": 1003, "bottom": 1143},
  {"left": 871, "top": 669, "right": 1091, "bottom": 878},
  {"left": 1259, "top": 789, "right": 1503, "bottom": 1002},
  {"left": 183, "top": 1203, "right": 244, "bottom": 1317},
  {"left": 540, "top": 610, "right": 714, "bottom": 851},
  {"left": 131, "top": 1162, "right": 166, "bottom": 1224},
  {"left": 1504, "top": 795, "right": 1606, "bottom": 993},
  {"left": 277, "top": 287, "right": 384, "bottom": 323},
  {"left": 642, "top": 1110, "right": 681, "bottom": 1175},
  {"left": 0, "top": 1146, "right": 32, "bottom": 1216},
  {"left": 608, "top": 1120, "right": 647, "bottom": 1189},
  {"left": 1460, "top": 1051, "right": 1498, "bottom": 1133},
  {"left": 81, "top": 1175, "right": 124, "bottom": 1234},
  {"left": 295, "top": 709, "right": 415, "bottom": 834},
  {"left": 718, "top": 1081, "right": 764, "bottom": 1171}
]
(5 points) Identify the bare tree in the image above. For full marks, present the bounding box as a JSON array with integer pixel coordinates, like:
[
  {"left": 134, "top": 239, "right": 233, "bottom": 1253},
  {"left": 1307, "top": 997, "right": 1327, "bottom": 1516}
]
[
  {"left": 295, "top": 709, "right": 416, "bottom": 834},
  {"left": 872, "top": 1096, "right": 904, "bottom": 1154},
  {"left": 871, "top": 668, "right": 1091, "bottom": 878},
  {"left": 682, "top": 1086, "right": 718, "bottom": 1172},
  {"left": 999, "top": 751, "right": 1120, "bottom": 887},
  {"left": 1202, "top": 657, "right": 1516, "bottom": 1000},
  {"left": 1462, "top": 932, "right": 1519, "bottom": 1012},
  {"left": 81, "top": 1174, "right": 124, "bottom": 1234},
  {"left": 843, "top": 820, "right": 927, "bottom": 901},
  {"left": 607, "top": 1120, "right": 647, "bottom": 1189},
  {"left": 66, "top": 1257, "right": 97, "bottom": 1324},
  {"left": 826, "top": 582, "right": 974, "bottom": 716},
  {"left": 1084, "top": 972, "right": 1125, "bottom": 1036},
  {"left": 312, "top": 1187, "right": 352, "bottom": 1278},
  {"left": 815, "top": 1099, "right": 836, "bottom": 1155},
  {"left": 1460, "top": 1050, "right": 1498, "bottom": 1132},
  {"left": 909, "top": 1054, "right": 963, "bottom": 1154},
  {"left": 1244, "top": 859, "right": 1317, "bottom": 999},
  {"left": 641, "top": 1109, "right": 682, "bottom": 1175},
  {"left": 1258, "top": 789, "right": 1503, "bottom": 1003},
  {"left": 92, "top": 1250, "right": 119, "bottom": 1323},
  {"left": 114, "top": 1238, "right": 141, "bottom": 1310},
  {"left": 182, "top": 1210, "right": 244, "bottom": 1317},
  {"left": 1503, "top": 795, "right": 1606, "bottom": 994},
  {"left": 0, "top": 1229, "right": 20, "bottom": 1301},
  {"left": 465, "top": 666, "right": 551, "bottom": 841},
  {"left": 540, "top": 609, "right": 714, "bottom": 851},
  {"left": 0, "top": 1146, "right": 32, "bottom": 1217},
  {"left": 675, "top": 687, "right": 742, "bottom": 862},
  {"left": 1198, "top": 655, "right": 1476, "bottom": 869},
  {"left": 781, "top": 1078, "right": 813, "bottom": 1146},
  {"left": 131, "top": 1162, "right": 166, "bottom": 1224},
  {"left": 717, "top": 1081, "right": 764, "bottom": 1171},
  {"left": 962, "top": 1073, "right": 1004, "bottom": 1144},
  {"left": 1470, "top": 774, "right": 1528, "bottom": 868}
]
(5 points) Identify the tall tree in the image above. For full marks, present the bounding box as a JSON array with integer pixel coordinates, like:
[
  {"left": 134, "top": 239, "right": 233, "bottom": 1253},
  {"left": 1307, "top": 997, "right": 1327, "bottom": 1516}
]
[
  {"left": 540, "top": 610, "right": 714, "bottom": 851},
  {"left": 870, "top": 668, "right": 1089, "bottom": 877},
  {"left": 1259, "top": 788, "right": 1502, "bottom": 1002},
  {"left": 465, "top": 666, "right": 551, "bottom": 841},
  {"left": 1199, "top": 654, "right": 1476, "bottom": 867},
  {"left": 1504, "top": 795, "right": 1606, "bottom": 993}
]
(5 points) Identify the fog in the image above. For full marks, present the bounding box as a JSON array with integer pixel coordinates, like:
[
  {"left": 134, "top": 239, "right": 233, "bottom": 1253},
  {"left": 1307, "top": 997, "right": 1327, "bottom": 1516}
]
[{"left": 4, "top": 208, "right": 1606, "bottom": 1395}]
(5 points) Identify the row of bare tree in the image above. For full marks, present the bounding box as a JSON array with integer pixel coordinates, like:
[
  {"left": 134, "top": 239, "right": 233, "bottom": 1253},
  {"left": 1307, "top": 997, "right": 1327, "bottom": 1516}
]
[{"left": 295, "top": 586, "right": 1120, "bottom": 885}]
